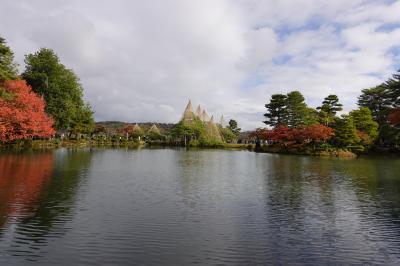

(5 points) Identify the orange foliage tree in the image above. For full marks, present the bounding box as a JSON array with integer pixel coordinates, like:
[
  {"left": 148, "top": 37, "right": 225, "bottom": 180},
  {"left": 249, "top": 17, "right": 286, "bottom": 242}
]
[
  {"left": 251, "top": 124, "right": 334, "bottom": 147},
  {"left": 0, "top": 80, "right": 55, "bottom": 143}
]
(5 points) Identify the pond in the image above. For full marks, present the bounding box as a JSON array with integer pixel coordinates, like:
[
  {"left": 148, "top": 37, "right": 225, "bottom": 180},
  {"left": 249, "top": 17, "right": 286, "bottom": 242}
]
[{"left": 1, "top": 148, "right": 400, "bottom": 265}]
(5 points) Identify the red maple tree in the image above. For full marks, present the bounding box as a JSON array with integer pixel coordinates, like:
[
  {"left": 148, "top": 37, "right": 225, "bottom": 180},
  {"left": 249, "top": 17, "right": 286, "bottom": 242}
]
[
  {"left": 0, "top": 80, "right": 55, "bottom": 143},
  {"left": 251, "top": 124, "right": 334, "bottom": 146}
]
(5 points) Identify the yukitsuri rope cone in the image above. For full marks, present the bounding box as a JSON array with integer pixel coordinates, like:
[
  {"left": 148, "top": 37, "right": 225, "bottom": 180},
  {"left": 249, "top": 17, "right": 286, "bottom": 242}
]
[
  {"left": 206, "top": 115, "right": 223, "bottom": 142},
  {"left": 180, "top": 100, "right": 224, "bottom": 142},
  {"left": 148, "top": 124, "right": 161, "bottom": 135}
]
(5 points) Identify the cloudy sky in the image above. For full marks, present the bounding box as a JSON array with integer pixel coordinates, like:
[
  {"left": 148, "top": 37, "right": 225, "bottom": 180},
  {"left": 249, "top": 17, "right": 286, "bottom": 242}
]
[{"left": 1, "top": 0, "right": 400, "bottom": 129}]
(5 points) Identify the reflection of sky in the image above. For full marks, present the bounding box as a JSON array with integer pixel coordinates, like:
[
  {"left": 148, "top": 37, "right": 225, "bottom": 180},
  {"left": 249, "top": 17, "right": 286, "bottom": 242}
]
[{"left": 1, "top": 149, "right": 400, "bottom": 265}]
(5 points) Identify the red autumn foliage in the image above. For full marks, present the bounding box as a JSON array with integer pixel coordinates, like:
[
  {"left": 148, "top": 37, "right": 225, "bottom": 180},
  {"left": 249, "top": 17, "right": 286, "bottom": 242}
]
[
  {"left": 299, "top": 124, "right": 335, "bottom": 143},
  {"left": 0, "top": 80, "right": 55, "bottom": 143},
  {"left": 251, "top": 124, "right": 334, "bottom": 146},
  {"left": 121, "top": 124, "right": 134, "bottom": 134},
  {"left": 250, "top": 128, "right": 270, "bottom": 139},
  {"left": 388, "top": 108, "right": 400, "bottom": 125}
]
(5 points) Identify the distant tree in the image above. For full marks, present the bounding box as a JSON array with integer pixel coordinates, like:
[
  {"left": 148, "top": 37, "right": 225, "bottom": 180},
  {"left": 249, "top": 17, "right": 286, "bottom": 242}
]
[
  {"left": 285, "top": 91, "right": 317, "bottom": 127},
  {"left": 250, "top": 128, "right": 270, "bottom": 140},
  {"left": 22, "top": 48, "right": 94, "bottom": 132},
  {"left": 349, "top": 107, "right": 379, "bottom": 141},
  {"left": 220, "top": 126, "right": 237, "bottom": 143},
  {"left": 317, "top": 94, "right": 342, "bottom": 126},
  {"left": 358, "top": 85, "right": 391, "bottom": 124},
  {"left": 69, "top": 103, "right": 95, "bottom": 136},
  {"left": 131, "top": 126, "right": 145, "bottom": 140},
  {"left": 0, "top": 36, "right": 18, "bottom": 81},
  {"left": 258, "top": 125, "right": 334, "bottom": 148},
  {"left": 228, "top": 119, "right": 241, "bottom": 135},
  {"left": 333, "top": 115, "right": 360, "bottom": 148},
  {"left": 94, "top": 124, "right": 107, "bottom": 134},
  {"left": 170, "top": 120, "right": 196, "bottom": 145},
  {"left": 300, "top": 124, "right": 335, "bottom": 144},
  {"left": 262, "top": 125, "right": 294, "bottom": 144},
  {"left": 147, "top": 125, "right": 164, "bottom": 141},
  {"left": 0, "top": 80, "right": 55, "bottom": 143},
  {"left": 264, "top": 94, "right": 287, "bottom": 127},
  {"left": 386, "top": 70, "right": 400, "bottom": 107},
  {"left": 120, "top": 124, "right": 134, "bottom": 139}
]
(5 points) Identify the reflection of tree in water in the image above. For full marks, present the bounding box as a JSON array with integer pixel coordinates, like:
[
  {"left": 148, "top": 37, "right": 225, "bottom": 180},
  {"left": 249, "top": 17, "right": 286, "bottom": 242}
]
[
  {"left": 0, "top": 151, "right": 53, "bottom": 232},
  {"left": 0, "top": 149, "right": 92, "bottom": 248},
  {"left": 259, "top": 155, "right": 400, "bottom": 264},
  {"left": 333, "top": 157, "right": 400, "bottom": 222}
]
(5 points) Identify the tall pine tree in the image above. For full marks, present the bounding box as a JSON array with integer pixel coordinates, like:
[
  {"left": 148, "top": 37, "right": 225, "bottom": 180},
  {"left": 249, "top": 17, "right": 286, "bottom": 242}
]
[
  {"left": 264, "top": 94, "right": 287, "bottom": 127},
  {"left": 0, "top": 36, "right": 18, "bottom": 81}
]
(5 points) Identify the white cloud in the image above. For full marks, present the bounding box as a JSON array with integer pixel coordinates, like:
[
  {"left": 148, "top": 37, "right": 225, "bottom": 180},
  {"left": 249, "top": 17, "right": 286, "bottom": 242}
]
[{"left": 0, "top": 0, "right": 400, "bottom": 129}]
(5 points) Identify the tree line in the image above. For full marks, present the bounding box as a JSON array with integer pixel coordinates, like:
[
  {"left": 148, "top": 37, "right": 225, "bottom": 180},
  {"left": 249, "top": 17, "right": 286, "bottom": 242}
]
[
  {"left": 0, "top": 36, "right": 94, "bottom": 143},
  {"left": 256, "top": 72, "right": 400, "bottom": 153}
]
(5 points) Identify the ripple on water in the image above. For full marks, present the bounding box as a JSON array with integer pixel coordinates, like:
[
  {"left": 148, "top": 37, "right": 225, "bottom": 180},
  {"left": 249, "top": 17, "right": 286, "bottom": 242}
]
[{"left": 1, "top": 149, "right": 400, "bottom": 265}]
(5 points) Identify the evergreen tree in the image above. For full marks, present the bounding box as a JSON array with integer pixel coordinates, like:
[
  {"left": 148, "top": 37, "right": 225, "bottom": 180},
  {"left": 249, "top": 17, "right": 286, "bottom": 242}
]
[
  {"left": 264, "top": 94, "right": 287, "bottom": 127},
  {"left": 350, "top": 107, "right": 378, "bottom": 144},
  {"left": 0, "top": 36, "right": 18, "bottom": 81},
  {"left": 22, "top": 48, "right": 94, "bottom": 132},
  {"left": 333, "top": 115, "right": 360, "bottom": 148},
  {"left": 228, "top": 119, "right": 241, "bottom": 135},
  {"left": 386, "top": 70, "right": 400, "bottom": 107},
  {"left": 286, "top": 91, "right": 315, "bottom": 128},
  {"left": 220, "top": 127, "right": 236, "bottom": 143},
  {"left": 358, "top": 85, "right": 391, "bottom": 125},
  {"left": 350, "top": 107, "right": 379, "bottom": 140},
  {"left": 317, "top": 94, "right": 342, "bottom": 126}
]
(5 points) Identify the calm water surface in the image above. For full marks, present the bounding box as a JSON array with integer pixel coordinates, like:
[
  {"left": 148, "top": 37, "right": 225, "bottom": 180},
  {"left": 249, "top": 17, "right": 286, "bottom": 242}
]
[{"left": 1, "top": 148, "right": 400, "bottom": 265}]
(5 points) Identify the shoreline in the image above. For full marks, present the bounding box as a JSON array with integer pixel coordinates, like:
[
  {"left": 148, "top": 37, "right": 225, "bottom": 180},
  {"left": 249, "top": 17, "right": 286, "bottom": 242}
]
[{"left": 1, "top": 139, "right": 399, "bottom": 158}]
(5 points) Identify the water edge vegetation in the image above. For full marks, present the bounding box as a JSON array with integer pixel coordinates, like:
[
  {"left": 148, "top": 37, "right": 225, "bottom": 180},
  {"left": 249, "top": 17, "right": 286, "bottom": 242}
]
[{"left": 1, "top": 36, "right": 399, "bottom": 156}]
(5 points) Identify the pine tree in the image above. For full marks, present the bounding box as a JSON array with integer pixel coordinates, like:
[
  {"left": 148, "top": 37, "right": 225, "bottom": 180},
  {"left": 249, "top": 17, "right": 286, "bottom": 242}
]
[
  {"left": 333, "top": 115, "right": 360, "bottom": 148},
  {"left": 358, "top": 85, "right": 391, "bottom": 124},
  {"left": 386, "top": 70, "right": 400, "bottom": 107},
  {"left": 350, "top": 107, "right": 379, "bottom": 140},
  {"left": 0, "top": 36, "right": 18, "bottom": 81},
  {"left": 286, "top": 91, "right": 315, "bottom": 128},
  {"left": 317, "top": 94, "right": 342, "bottom": 126},
  {"left": 264, "top": 94, "right": 287, "bottom": 127}
]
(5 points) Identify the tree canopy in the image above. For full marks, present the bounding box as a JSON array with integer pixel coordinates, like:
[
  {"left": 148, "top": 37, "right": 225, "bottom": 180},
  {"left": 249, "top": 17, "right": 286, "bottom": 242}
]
[
  {"left": 264, "top": 94, "right": 287, "bottom": 127},
  {"left": 264, "top": 91, "right": 318, "bottom": 128},
  {"left": 0, "top": 80, "right": 55, "bottom": 143},
  {"left": 22, "top": 48, "right": 94, "bottom": 133}
]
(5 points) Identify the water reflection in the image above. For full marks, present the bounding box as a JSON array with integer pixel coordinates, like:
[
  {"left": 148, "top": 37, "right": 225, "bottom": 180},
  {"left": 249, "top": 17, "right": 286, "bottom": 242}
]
[
  {"left": 0, "top": 149, "right": 399, "bottom": 265},
  {"left": 261, "top": 155, "right": 400, "bottom": 265},
  {"left": 0, "top": 149, "right": 92, "bottom": 260},
  {"left": 0, "top": 152, "right": 53, "bottom": 231}
]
